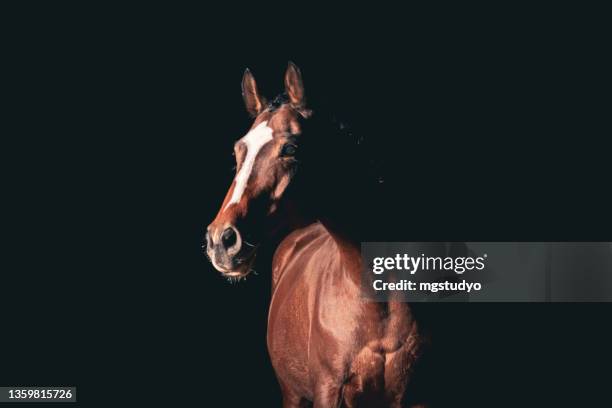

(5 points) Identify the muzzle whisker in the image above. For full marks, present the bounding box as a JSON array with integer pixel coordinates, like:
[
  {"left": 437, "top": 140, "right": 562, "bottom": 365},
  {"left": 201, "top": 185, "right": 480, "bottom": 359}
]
[{"left": 243, "top": 240, "right": 257, "bottom": 248}]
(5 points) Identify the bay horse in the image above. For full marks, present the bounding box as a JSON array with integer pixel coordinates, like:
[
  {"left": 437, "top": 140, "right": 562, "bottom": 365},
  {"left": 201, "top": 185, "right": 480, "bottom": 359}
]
[{"left": 206, "top": 63, "right": 425, "bottom": 407}]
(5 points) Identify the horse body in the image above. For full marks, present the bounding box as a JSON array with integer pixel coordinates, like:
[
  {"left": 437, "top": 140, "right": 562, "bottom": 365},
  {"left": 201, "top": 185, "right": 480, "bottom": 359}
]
[
  {"left": 206, "top": 63, "right": 425, "bottom": 407},
  {"left": 268, "top": 221, "right": 422, "bottom": 407}
]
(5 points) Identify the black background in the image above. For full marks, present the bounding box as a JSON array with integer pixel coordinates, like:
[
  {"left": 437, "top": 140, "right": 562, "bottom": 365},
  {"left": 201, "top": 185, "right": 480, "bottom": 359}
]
[{"left": 2, "top": 4, "right": 611, "bottom": 407}]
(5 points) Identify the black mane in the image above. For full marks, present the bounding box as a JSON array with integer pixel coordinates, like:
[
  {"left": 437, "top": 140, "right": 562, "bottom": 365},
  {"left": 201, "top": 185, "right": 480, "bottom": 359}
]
[{"left": 275, "top": 96, "right": 386, "bottom": 241}]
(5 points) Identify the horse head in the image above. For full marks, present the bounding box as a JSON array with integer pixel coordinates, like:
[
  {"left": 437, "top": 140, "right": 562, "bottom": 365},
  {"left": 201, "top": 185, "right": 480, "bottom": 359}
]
[{"left": 206, "top": 62, "right": 312, "bottom": 279}]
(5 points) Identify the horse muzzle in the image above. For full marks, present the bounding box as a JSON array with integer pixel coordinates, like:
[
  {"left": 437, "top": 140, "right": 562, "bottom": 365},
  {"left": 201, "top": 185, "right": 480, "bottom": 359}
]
[{"left": 206, "top": 224, "right": 257, "bottom": 278}]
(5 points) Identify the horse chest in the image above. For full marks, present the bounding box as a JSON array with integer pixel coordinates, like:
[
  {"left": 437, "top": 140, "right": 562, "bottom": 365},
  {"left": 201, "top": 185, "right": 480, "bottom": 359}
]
[{"left": 267, "top": 223, "right": 371, "bottom": 395}]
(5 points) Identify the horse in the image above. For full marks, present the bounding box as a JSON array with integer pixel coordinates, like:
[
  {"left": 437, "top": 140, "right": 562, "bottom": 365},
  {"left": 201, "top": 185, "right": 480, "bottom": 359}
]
[{"left": 205, "top": 62, "right": 425, "bottom": 407}]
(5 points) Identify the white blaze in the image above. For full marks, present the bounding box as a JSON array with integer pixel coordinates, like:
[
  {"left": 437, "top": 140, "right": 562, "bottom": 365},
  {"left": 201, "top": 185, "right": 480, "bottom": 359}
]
[{"left": 224, "top": 121, "right": 273, "bottom": 210}]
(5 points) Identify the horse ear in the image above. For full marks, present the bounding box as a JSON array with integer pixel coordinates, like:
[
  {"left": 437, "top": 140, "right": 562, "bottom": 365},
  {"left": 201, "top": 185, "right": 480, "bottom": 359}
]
[
  {"left": 242, "top": 68, "right": 266, "bottom": 117},
  {"left": 284, "top": 61, "right": 306, "bottom": 108}
]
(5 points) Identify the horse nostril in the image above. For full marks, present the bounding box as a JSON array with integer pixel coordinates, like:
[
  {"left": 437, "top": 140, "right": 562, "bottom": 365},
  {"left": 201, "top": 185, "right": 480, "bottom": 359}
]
[{"left": 221, "top": 227, "right": 237, "bottom": 249}]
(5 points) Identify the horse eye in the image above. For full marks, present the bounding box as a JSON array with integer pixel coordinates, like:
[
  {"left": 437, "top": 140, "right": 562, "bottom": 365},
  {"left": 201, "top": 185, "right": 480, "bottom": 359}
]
[{"left": 281, "top": 143, "right": 297, "bottom": 157}]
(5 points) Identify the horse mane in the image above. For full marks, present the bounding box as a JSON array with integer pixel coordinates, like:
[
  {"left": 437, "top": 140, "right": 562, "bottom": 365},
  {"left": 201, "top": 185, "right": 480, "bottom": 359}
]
[{"left": 271, "top": 94, "right": 385, "bottom": 241}]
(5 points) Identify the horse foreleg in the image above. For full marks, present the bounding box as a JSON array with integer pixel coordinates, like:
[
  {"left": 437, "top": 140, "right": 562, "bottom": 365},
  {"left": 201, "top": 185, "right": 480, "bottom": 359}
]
[
  {"left": 312, "top": 380, "right": 343, "bottom": 408},
  {"left": 279, "top": 380, "right": 311, "bottom": 408}
]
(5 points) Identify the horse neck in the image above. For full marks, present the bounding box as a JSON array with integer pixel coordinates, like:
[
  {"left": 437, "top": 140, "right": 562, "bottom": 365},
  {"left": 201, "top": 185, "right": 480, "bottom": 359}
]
[
  {"left": 268, "top": 111, "right": 367, "bottom": 266},
  {"left": 301, "top": 115, "right": 372, "bottom": 246}
]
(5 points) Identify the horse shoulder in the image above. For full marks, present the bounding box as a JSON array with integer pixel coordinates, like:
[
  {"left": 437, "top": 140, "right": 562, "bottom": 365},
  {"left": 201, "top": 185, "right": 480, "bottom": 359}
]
[{"left": 267, "top": 222, "right": 332, "bottom": 400}]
